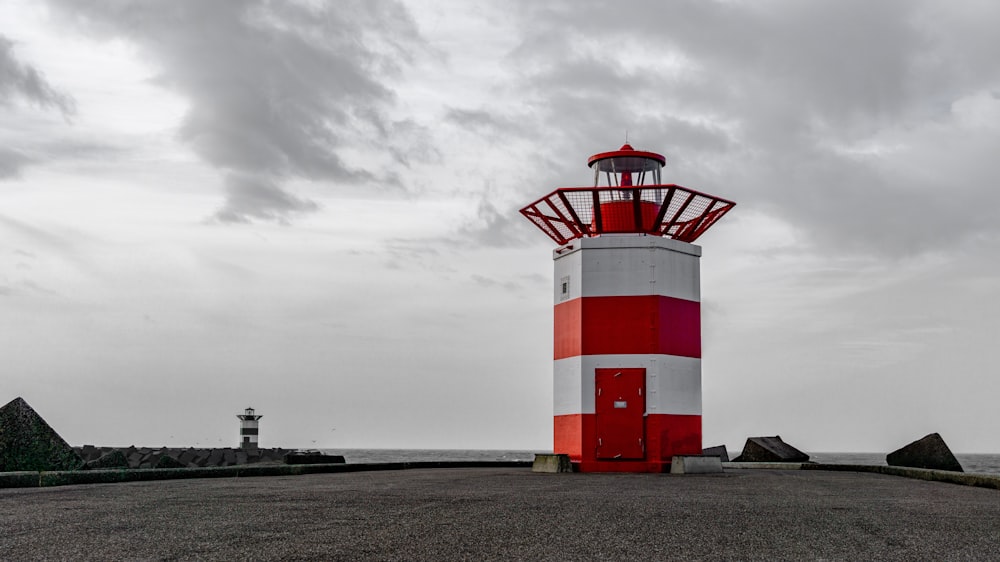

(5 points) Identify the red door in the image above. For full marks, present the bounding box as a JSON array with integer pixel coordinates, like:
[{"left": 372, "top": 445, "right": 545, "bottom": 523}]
[{"left": 595, "top": 368, "right": 645, "bottom": 460}]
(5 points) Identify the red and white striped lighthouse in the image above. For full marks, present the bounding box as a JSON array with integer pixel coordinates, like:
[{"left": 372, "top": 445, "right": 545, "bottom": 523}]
[{"left": 519, "top": 143, "right": 735, "bottom": 472}]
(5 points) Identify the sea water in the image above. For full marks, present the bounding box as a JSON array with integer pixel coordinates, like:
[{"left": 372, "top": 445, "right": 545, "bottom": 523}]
[
  {"left": 327, "top": 449, "right": 1000, "bottom": 475},
  {"left": 329, "top": 449, "right": 541, "bottom": 464}
]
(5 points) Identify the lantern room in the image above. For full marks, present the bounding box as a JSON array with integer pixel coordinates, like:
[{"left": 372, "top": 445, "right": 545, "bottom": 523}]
[{"left": 588, "top": 143, "right": 665, "bottom": 187}]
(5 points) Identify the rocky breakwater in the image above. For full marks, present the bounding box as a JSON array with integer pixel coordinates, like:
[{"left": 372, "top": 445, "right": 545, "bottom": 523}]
[{"left": 76, "top": 445, "right": 294, "bottom": 469}]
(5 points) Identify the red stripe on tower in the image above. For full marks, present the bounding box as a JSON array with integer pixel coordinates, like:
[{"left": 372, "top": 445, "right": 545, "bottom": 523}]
[
  {"left": 553, "top": 295, "right": 701, "bottom": 360},
  {"left": 554, "top": 413, "right": 702, "bottom": 470}
]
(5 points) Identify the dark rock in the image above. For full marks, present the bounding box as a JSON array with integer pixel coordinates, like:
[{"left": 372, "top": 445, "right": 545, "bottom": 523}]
[
  {"left": 206, "top": 449, "right": 224, "bottom": 467},
  {"left": 137, "top": 452, "right": 156, "bottom": 469},
  {"left": 256, "top": 449, "right": 275, "bottom": 463},
  {"left": 887, "top": 433, "right": 963, "bottom": 472},
  {"left": 0, "top": 397, "right": 84, "bottom": 471},
  {"left": 177, "top": 449, "right": 197, "bottom": 467},
  {"left": 86, "top": 449, "right": 130, "bottom": 469},
  {"left": 58, "top": 445, "right": 298, "bottom": 469},
  {"left": 733, "top": 436, "right": 809, "bottom": 462},
  {"left": 190, "top": 451, "right": 205, "bottom": 466},
  {"left": 284, "top": 450, "right": 346, "bottom": 465},
  {"left": 191, "top": 450, "right": 210, "bottom": 467},
  {"left": 154, "top": 455, "right": 185, "bottom": 469},
  {"left": 702, "top": 445, "right": 729, "bottom": 462},
  {"left": 260, "top": 448, "right": 285, "bottom": 463},
  {"left": 74, "top": 445, "right": 108, "bottom": 463},
  {"left": 125, "top": 447, "right": 143, "bottom": 468}
]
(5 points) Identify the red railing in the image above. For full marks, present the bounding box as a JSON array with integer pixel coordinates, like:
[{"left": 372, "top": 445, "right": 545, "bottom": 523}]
[{"left": 519, "top": 185, "right": 735, "bottom": 245}]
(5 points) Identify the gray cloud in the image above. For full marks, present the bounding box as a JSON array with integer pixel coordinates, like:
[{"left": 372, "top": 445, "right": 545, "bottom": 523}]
[
  {"left": 48, "top": 0, "right": 425, "bottom": 223},
  {"left": 213, "top": 172, "right": 318, "bottom": 224},
  {"left": 456, "top": 198, "right": 538, "bottom": 248},
  {"left": 0, "top": 35, "right": 75, "bottom": 115},
  {"left": 443, "top": 108, "right": 529, "bottom": 141},
  {"left": 497, "top": 0, "right": 1000, "bottom": 258},
  {"left": 0, "top": 147, "right": 31, "bottom": 179},
  {"left": 0, "top": 35, "right": 75, "bottom": 179}
]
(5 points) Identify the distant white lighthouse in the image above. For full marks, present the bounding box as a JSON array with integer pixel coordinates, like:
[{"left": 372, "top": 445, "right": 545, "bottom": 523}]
[{"left": 237, "top": 407, "right": 262, "bottom": 450}]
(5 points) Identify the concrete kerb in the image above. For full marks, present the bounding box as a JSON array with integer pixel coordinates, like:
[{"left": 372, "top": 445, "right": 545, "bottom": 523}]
[
  {"left": 723, "top": 462, "right": 810, "bottom": 470},
  {"left": 803, "top": 463, "right": 1000, "bottom": 491},
  {"left": 725, "top": 462, "right": 1000, "bottom": 490},
  {"left": 0, "top": 461, "right": 533, "bottom": 489},
  {"left": 0, "top": 472, "right": 38, "bottom": 488},
  {"left": 671, "top": 455, "right": 724, "bottom": 474},
  {"left": 532, "top": 454, "right": 573, "bottom": 473},
  {"left": 7, "top": 460, "right": 999, "bottom": 491}
]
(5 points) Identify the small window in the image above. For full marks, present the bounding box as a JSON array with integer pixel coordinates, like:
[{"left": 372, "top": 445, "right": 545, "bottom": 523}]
[{"left": 560, "top": 276, "right": 570, "bottom": 300}]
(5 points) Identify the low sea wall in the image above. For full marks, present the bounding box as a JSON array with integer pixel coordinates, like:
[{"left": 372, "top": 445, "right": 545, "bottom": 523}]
[
  {"left": 804, "top": 463, "right": 1000, "bottom": 491},
  {"left": 4, "top": 459, "right": 1000, "bottom": 490},
  {"left": 0, "top": 460, "right": 533, "bottom": 489}
]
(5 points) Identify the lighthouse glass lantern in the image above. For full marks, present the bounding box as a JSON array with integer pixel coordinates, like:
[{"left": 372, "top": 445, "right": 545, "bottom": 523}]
[{"left": 519, "top": 143, "right": 735, "bottom": 472}]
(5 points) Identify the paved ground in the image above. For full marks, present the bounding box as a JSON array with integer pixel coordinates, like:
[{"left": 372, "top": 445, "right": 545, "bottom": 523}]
[{"left": 2, "top": 467, "right": 1000, "bottom": 560}]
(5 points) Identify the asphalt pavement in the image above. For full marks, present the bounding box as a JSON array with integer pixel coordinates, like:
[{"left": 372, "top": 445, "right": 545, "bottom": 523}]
[{"left": 2, "top": 467, "right": 999, "bottom": 560}]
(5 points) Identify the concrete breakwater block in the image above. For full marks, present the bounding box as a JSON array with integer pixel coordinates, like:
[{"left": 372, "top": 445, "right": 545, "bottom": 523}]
[
  {"left": 206, "top": 449, "right": 225, "bottom": 467},
  {"left": 155, "top": 455, "right": 186, "bottom": 469},
  {"left": 670, "top": 455, "right": 723, "bottom": 474},
  {"left": 130, "top": 450, "right": 145, "bottom": 468},
  {"left": 0, "top": 397, "right": 84, "bottom": 472},
  {"left": 532, "top": 454, "right": 573, "bottom": 473},
  {"left": 284, "top": 450, "right": 346, "bottom": 465},
  {"left": 702, "top": 445, "right": 729, "bottom": 462},
  {"left": 85, "top": 449, "right": 129, "bottom": 469},
  {"left": 733, "top": 436, "right": 809, "bottom": 463},
  {"left": 177, "top": 449, "right": 197, "bottom": 466},
  {"left": 887, "top": 433, "right": 963, "bottom": 472}
]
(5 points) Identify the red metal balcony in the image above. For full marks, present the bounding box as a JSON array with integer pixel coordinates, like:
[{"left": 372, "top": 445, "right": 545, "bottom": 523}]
[{"left": 519, "top": 185, "right": 735, "bottom": 245}]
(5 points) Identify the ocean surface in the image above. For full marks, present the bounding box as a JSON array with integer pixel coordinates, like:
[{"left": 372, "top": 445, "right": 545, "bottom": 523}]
[{"left": 327, "top": 449, "right": 1000, "bottom": 475}]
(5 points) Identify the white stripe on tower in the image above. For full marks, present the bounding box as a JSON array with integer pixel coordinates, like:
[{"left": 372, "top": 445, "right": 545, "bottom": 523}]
[
  {"left": 553, "top": 354, "right": 701, "bottom": 416},
  {"left": 553, "top": 236, "right": 701, "bottom": 302}
]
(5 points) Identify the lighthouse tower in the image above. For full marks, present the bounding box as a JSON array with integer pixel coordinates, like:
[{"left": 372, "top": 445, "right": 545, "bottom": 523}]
[
  {"left": 519, "top": 143, "right": 735, "bottom": 472},
  {"left": 237, "top": 407, "right": 262, "bottom": 450}
]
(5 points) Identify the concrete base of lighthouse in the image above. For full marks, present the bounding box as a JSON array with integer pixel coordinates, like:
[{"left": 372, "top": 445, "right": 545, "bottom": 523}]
[{"left": 552, "top": 236, "right": 703, "bottom": 473}]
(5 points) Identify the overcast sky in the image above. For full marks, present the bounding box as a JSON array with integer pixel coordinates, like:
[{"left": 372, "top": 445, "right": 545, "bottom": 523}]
[{"left": 3, "top": 0, "right": 999, "bottom": 454}]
